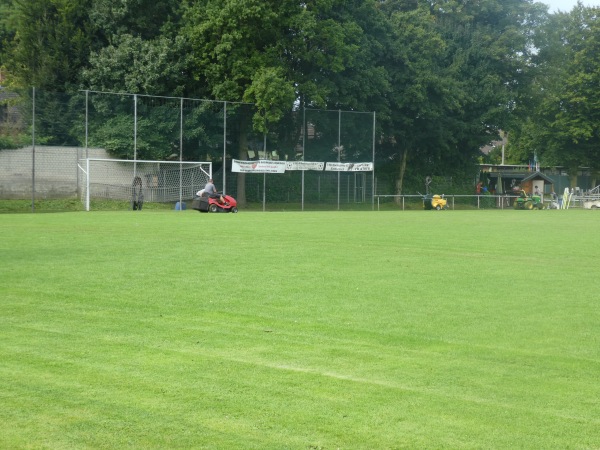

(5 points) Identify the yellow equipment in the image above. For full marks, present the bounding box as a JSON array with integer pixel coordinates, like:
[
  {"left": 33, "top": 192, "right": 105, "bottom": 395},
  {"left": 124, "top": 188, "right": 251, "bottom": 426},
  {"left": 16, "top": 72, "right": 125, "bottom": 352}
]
[{"left": 423, "top": 194, "right": 448, "bottom": 210}]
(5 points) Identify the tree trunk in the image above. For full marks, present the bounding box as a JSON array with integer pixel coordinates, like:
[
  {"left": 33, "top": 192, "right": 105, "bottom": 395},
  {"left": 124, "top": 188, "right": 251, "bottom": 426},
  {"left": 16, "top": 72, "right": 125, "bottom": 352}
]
[
  {"left": 569, "top": 173, "right": 577, "bottom": 190},
  {"left": 395, "top": 148, "right": 408, "bottom": 204},
  {"left": 236, "top": 115, "right": 249, "bottom": 207}
]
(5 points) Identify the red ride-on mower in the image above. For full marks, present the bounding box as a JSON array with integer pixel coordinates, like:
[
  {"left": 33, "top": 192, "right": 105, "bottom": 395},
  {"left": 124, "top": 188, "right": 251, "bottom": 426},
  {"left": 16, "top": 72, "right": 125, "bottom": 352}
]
[
  {"left": 192, "top": 194, "right": 238, "bottom": 213},
  {"left": 208, "top": 194, "right": 238, "bottom": 213}
]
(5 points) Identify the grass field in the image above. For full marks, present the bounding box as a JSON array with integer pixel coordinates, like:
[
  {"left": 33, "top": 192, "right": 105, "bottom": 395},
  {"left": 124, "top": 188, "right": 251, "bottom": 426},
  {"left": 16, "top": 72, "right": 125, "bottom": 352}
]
[{"left": 1, "top": 209, "right": 599, "bottom": 449}]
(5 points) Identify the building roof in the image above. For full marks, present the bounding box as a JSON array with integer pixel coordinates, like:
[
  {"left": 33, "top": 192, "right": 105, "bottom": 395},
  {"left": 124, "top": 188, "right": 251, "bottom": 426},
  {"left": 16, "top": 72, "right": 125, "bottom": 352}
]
[{"left": 488, "top": 172, "right": 525, "bottom": 179}]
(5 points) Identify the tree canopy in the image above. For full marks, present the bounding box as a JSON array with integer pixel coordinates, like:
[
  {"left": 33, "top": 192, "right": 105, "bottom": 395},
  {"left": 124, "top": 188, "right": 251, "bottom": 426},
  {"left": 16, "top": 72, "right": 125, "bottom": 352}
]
[
  {"left": 1, "top": 0, "right": 598, "bottom": 192},
  {"left": 517, "top": 5, "right": 600, "bottom": 173}
]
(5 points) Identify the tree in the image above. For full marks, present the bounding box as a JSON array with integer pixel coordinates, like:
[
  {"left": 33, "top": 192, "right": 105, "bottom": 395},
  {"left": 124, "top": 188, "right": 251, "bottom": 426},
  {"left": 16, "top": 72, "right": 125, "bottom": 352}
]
[
  {"left": 183, "top": 0, "right": 394, "bottom": 202},
  {"left": 554, "top": 7, "right": 600, "bottom": 174},
  {"left": 81, "top": 34, "right": 211, "bottom": 160},
  {"left": 381, "top": 0, "right": 541, "bottom": 194},
  {"left": 6, "top": 0, "right": 94, "bottom": 90},
  {"left": 88, "top": 0, "right": 181, "bottom": 43},
  {"left": 182, "top": 0, "right": 295, "bottom": 204},
  {"left": 0, "top": 0, "right": 18, "bottom": 67},
  {"left": 285, "top": 0, "right": 390, "bottom": 112},
  {"left": 509, "top": 4, "right": 600, "bottom": 179},
  {"left": 1, "top": 0, "right": 570, "bottom": 198},
  {"left": 377, "top": 5, "right": 454, "bottom": 194},
  {"left": 539, "top": 6, "right": 600, "bottom": 175},
  {"left": 242, "top": 67, "right": 296, "bottom": 137},
  {"left": 82, "top": 34, "right": 191, "bottom": 96}
]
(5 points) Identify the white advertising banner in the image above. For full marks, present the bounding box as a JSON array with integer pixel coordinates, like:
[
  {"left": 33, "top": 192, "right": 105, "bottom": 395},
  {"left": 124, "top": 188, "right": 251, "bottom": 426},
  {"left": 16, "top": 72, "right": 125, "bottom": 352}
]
[
  {"left": 232, "top": 159, "right": 287, "bottom": 173},
  {"left": 325, "top": 162, "right": 374, "bottom": 172},
  {"left": 285, "top": 161, "right": 325, "bottom": 171}
]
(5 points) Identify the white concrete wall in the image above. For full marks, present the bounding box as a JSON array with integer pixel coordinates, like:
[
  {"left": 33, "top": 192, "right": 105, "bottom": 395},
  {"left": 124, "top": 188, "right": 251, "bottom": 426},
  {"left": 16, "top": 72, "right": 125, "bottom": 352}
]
[{"left": 0, "top": 146, "right": 109, "bottom": 199}]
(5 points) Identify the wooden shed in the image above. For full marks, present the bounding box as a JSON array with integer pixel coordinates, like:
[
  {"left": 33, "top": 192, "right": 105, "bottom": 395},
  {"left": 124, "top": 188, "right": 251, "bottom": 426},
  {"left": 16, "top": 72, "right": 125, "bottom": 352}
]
[{"left": 521, "top": 171, "right": 555, "bottom": 199}]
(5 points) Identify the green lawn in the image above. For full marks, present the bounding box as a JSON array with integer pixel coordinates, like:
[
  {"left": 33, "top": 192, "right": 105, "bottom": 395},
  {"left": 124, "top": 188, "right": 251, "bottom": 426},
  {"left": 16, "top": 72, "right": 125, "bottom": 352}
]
[{"left": 1, "top": 210, "right": 599, "bottom": 449}]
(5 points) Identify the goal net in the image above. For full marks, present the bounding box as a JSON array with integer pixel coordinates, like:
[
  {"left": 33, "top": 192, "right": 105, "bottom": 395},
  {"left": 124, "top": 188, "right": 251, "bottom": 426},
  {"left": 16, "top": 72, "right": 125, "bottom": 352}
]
[{"left": 78, "top": 158, "right": 212, "bottom": 211}]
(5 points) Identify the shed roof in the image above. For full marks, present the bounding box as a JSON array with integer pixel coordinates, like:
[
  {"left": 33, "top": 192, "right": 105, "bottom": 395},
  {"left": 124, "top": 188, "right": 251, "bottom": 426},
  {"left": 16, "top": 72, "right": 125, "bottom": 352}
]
[
  {"left": 521, "top": 171, "right": 554, "bottom": 184},
  {"left": 487, "top": 171, "right": 554, "bottom": 184}
]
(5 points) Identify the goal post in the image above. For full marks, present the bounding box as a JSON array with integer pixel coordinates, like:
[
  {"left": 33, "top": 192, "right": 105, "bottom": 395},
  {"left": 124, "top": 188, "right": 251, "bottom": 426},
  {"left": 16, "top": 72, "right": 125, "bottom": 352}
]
[{"left": 78, "top": 158, "right": 212, "bottom": 211}]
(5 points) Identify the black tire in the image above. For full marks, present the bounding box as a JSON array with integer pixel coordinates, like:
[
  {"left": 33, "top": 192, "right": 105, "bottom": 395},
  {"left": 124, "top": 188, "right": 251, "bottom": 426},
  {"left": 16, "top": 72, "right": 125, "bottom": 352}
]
[
  {"left": 231, "top": 207, "right": 238, "bottom": 213},
  {"left": 436, "top": 205, "right": 441, "bottom": 210},
  {"left": 209, "top": 204, "right": 219, "bottom": 213},
  {"left": 525, "top": 201, "right": 534, "bottom": 210}
]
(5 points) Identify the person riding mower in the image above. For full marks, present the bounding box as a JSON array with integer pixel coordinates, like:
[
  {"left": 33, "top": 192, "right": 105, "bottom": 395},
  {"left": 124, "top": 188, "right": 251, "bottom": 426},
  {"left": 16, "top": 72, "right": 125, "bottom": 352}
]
[{"left": 513, "top": 189, "right": 543, "bottom": 210}]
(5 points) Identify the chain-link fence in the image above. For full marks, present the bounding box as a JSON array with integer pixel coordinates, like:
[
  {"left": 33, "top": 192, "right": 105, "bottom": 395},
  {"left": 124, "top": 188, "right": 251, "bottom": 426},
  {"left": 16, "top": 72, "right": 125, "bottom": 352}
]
[
  {"left": 374, "top": 193, "right": 595, "bottom": 210},
  {"left": 216, "top": 170, "right": 373, "bottom": 211},
  {"left": 1, "top": 88, "right": 376, "bottom": 212}
]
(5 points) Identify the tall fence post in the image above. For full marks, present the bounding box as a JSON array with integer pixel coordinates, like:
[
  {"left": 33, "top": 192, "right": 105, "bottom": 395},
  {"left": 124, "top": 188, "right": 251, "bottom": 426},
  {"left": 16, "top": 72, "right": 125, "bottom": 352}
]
[
  {"left": 372, "top": 111, "right": 376, "bottom": 210},
  {"left": 133, "top": 94, "right": 137, "bottom": 179},
  {"left": 31, "top": 87, "right": 36, "bottom": 213},
  {"left": 223, "top": 102, "right": 227, "bottom": 195},
  {"left": 85, "top": 90, "right": 89, "bottom": 159},
  {"left": 179, "top": 97, "right": 183, "bottom": 210},
  {"left": 337, "top": 109, "right": 341, "bottom": 211},
  {"left": 86, "top": 158, "right": 90, "bottom": 212},
  {"left": 302, "top": 105, "right": 306, "bottom": 211}
]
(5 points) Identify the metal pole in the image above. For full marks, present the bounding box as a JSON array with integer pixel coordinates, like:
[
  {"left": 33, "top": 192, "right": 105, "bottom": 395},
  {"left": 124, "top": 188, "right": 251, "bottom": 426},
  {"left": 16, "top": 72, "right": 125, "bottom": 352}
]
[
  {"left": 372, "top": 111, "right": 376, "bottom": 210},
  {"left": 31, "top": 87, "right": 36, "bottom": 213},
  {"left": 179, "top": 97, "right": 183, "bottom": 210},
  {"left": 85, "top": 90, "right": 89, "bottom": 159},
  {"left": 263, "top": 173, "right": 266, "bottom": 211},
  {"left": 337, "top": 109, "right": 341, "bottom": 211},
  {"left": 302, "top": 105, "right": 305, "bottom": 211},
  {"left": 86, "top": 158, "right": 90, "bottom": 211},
  {"left": 133, "top": 94, "right": 137, "bottom": 178},
  {"left": 223, "top": 102, "right": 227, "bottom": 195},
  {"left": 263, "top": 129, "right": 267, "bottom": 212}
]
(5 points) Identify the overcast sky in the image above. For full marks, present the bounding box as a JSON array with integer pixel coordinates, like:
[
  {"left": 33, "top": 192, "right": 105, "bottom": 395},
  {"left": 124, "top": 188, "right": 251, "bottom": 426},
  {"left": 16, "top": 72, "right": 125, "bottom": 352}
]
[{"left": 543, "top": 0, "right": 600, "bottom": 12}]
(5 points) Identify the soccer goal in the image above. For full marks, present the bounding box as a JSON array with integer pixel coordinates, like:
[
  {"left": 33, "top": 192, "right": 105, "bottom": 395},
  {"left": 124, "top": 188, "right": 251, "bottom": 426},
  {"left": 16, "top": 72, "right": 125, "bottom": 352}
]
[{"left": 78, "top": 158, "right": 212, "bottom": 211}]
